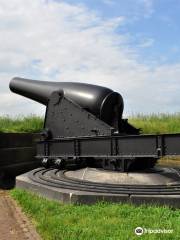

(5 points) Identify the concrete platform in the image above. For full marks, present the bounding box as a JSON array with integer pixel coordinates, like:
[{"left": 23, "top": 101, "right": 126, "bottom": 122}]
[
  {"left": 16, "top": 172, "right": 129, "bottom": 204},
  {"left": 16, "top": 167, "right": 180, "bottom": 207},
  {"left": 65, "top": 167, "right": 180, "bottom": 185}
]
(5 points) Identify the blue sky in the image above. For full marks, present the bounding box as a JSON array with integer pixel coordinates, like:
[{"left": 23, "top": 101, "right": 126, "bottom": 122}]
[
  {"left": 64, "top": 0, "right": 180, "bottom": 64},
  {"left": 0, "top": 0, "right": 180, "bottom": 115}
]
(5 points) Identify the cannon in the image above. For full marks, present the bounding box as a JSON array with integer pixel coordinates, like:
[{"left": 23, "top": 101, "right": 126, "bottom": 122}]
[
  {"left": 10, "top": 77, "right": 138, "bottom": 135},
  {"left": 7, "top": 77, "right": 180, "bottom": 172}
]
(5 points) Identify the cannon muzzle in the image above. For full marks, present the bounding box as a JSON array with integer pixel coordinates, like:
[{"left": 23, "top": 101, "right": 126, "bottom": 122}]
[{"left": 10, "top": 77, "right": 124, "bottom": 126}]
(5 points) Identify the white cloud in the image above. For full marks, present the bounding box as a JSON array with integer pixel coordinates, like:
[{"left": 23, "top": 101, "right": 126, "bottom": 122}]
[
  {"left": 102, "top": 0, "right": 115, "bottom": 5},
  {"left": 123, "top": 0, "right": 155, "bottom": 21},
  {"left": 0, "top": 0, "right": 179, "bottom": 117},
  {"left": 140, "top": 0, "right": 154, "bottom": 17},
  {"left": 102, "top": 0, "right": 154, "bottom": 18},
  {"left": 138, "top": 38, "right": 154, "bottom": 48}
]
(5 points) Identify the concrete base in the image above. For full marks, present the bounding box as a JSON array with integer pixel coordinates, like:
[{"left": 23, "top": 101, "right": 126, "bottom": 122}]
[
  {"left": 16, "top": 167, "right": 180, "bottom": 208},
  {"left": 65, "top": 167, "right": 180, "bottom": 185},
  {"left": 16, "top": 173, "right": 129, "bottom": 204}
]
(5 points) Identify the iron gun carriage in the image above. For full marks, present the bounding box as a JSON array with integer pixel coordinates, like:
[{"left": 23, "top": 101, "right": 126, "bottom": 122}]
[{"left": 8, "top": 77, "right": 180, "bottom": 172}]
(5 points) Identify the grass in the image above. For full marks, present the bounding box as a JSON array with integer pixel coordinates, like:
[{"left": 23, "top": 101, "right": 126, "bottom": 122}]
[
  {"left": 0, "top": 115, "right": 43, "bottom": 133},
  {"left": 129, "top": 113, "right": 180, "bottom": 134},
  {"left": 10, "top": 189, "right": 180, "bottom": 240},
  {"left": 0, "top": 113, "right": 180, "bottom": 134}
]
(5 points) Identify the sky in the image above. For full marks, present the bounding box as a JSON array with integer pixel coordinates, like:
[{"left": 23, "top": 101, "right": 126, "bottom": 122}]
[{"left": 0, "top": 0, "right": 180, "bottom": 116}]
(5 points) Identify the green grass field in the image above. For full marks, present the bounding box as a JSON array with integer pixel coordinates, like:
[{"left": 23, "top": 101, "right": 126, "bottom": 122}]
[
  {"left": 10, "top": 189, "right": 180, "bottom": 240},
  {"left": 2, "top": 114, "right": 180, "bottom": 239}
]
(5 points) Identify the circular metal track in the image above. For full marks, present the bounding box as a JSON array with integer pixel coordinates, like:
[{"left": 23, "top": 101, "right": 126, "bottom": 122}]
[{"left": 29, "top": 168, "right": 180, "bottom": 195}]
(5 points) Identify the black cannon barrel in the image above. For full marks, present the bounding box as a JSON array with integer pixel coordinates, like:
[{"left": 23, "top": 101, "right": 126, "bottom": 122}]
[{"left": 10, "top": 77, "right": 124, "bottom": 126}]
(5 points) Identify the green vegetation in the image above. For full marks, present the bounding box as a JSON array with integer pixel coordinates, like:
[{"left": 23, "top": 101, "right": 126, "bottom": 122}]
[
  {"left": 0, "top": 115, "right": 43, "bottom": 133},
  {"left": 129, "top": 113, "right": 180, "bottom": 134},
  {"left": 11, "top": 189, "right": 180, "bottom": 240},
  {"left": 0, "top": 113, "right": 180, "bottom": 134}
]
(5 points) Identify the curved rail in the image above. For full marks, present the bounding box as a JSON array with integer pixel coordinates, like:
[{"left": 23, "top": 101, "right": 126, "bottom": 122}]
[{"left": 29, "top": 168, "right": 180, "bottom": 195}]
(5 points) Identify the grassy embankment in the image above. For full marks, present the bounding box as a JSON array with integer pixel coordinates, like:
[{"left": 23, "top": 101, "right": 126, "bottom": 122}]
[
  {"left": 0, "top": 113, "right": 180, "bottom": 134},
  {"left": 0, "top": 115, "right": 43, "bottom": 133},
  {"left": 128, "top": 113, "right": 180, "bottom": 134},
  {"left": 1, "top": 114, "right": 179, "bottom": 239}
]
